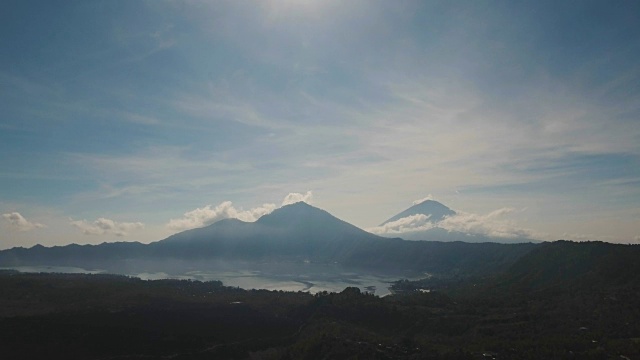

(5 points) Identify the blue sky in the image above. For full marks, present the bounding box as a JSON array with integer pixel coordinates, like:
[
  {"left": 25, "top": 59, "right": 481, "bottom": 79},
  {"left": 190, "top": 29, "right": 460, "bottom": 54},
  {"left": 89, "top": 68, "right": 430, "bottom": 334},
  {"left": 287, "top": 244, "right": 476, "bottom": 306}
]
[{"left": 1, "top": 0, "right": 639, "bottom": 248}]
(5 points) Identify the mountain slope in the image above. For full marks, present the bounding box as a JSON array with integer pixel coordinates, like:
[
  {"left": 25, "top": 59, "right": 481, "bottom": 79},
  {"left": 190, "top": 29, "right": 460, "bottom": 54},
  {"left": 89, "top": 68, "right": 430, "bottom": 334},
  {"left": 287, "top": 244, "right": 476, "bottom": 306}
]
[
  {"left": 381, "top": 200, "right": 455, "bottom": 225},
  {"left": 152, "top": 202, "right": 382, "bottom": 261}
]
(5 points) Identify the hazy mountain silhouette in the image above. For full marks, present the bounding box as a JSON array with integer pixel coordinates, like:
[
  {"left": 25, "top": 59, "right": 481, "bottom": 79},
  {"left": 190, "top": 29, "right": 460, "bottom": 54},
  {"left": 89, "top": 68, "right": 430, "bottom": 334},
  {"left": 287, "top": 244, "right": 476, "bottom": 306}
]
[
  {"left": 380, "top": 199, "right": 535, "bottom": 244},
  {"left": 151, "top": 201, "right": 382, "bottom": 262},
  {"left": 0, "top": 202, "right": 538, "bottom": 276},
  {"left": 381, "top": 200, "right": 456, "bottom": 225}
]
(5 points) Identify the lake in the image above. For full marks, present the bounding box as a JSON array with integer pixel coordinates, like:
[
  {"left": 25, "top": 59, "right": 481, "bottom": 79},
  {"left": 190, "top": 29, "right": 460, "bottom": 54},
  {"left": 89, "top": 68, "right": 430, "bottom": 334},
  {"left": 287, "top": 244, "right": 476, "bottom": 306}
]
[{"left": 2, "top": 263, "right": 425, "bottom": 297}]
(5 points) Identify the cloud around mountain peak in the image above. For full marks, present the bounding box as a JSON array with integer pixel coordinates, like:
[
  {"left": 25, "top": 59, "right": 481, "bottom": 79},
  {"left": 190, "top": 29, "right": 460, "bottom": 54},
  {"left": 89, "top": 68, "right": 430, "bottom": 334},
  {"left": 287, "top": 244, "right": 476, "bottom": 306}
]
[
  {"left": 412, "top": 194, "right": 435, "bottom": 205},
  {"left": 437, "top": 208, "right": 539, "bottom": 239},
  {"left": 281, "top": 191, "right": 313, "bottom": 206},
  {"left": 167, "top": 192, "right": 314, "bottom": 231},
  {"left": 165, "top": 192, "right": 542, "bottom": 242},
  {"left": 370, "top": 200, "right": 543, "bottom": 241},
  {"left": 369, "top": 214, "right": 436, "bottom": 235}
]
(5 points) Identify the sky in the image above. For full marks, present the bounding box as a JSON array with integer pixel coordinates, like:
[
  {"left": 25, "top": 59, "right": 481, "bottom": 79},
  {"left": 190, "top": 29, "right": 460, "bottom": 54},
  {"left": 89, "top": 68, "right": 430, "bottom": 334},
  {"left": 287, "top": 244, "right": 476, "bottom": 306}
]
[{"left": 1, "top": 0, "right": 639, "bottom": 249}]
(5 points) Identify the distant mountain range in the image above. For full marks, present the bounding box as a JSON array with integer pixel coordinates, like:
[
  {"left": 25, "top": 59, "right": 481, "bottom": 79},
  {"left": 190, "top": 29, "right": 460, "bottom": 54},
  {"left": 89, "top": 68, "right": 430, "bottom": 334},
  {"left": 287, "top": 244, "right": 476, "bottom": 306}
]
[{"left": 0, "top": 202, "right": 538, "bottom": 277}]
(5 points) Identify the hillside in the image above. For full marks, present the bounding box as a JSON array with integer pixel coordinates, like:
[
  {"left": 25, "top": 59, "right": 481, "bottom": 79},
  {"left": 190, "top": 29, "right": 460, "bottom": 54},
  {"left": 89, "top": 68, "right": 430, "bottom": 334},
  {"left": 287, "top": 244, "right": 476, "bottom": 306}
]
[{"left": 498, "top": 240, "right": 640, "bottom": 291}]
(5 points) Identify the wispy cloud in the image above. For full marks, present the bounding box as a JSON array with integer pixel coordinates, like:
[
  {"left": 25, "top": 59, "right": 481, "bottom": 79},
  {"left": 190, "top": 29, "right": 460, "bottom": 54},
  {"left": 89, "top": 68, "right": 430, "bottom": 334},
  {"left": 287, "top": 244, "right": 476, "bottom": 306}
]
[
  {"left": 70, "top": 146, "right": 250, "bottom": 182},
  {"left": 70, "top": 218, "right": 144, "bottom": 237},
  {"left": 68, "top": 146, "right": 254, "bottom": 203},
  {"left": 174, "top": 94, "right": 280, "bottom": 129},
  {"left": 1, "top": 212, "right": 46, "bottom": 232},
  {"left": 368, "top": 214, "right": 434, "bottom": 235},
  {"left": 438, "top": 208, "right": 541, "bottom": 239},
  {"left": 1, "top": 1, "right": 639, "bottom": 246},
  {"left": 122, "top": 112, "right": 161, "bottom": 126}
]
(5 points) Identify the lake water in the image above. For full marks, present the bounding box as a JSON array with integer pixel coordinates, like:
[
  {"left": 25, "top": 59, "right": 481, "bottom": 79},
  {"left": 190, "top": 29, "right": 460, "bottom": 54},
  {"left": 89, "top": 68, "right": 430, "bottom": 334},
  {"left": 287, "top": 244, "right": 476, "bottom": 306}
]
[
  {"left": 4, "top": 265, "right": 105, "bottom": 275},
  {"left": 2, "top": 264, "right": 423, "bottom": 297}
]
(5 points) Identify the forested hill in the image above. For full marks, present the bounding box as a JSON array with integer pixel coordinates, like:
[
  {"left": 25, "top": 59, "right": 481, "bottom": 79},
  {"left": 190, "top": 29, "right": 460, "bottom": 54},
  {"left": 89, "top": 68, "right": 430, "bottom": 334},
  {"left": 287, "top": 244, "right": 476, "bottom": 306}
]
[{"left": 497, "top": 240, "right": 640, "bottom": 291}]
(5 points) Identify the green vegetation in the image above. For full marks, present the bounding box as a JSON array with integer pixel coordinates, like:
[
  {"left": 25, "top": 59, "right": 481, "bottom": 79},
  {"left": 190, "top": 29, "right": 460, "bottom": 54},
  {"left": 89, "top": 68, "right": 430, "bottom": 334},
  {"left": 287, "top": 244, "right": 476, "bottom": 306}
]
[{"left": 1, "top": 241, "right": 639, "bottom": 359}]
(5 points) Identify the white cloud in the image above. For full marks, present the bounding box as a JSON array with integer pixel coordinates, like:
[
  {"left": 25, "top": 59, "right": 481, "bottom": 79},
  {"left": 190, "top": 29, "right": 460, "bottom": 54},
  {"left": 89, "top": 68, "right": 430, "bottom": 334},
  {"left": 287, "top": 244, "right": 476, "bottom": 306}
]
[
  {"left": 368, "top": 214, "right": 434, "bottom": 235},
  {"left": 70, "top": 218, "right": 144, "bottom": 237},
  {"left": 438, "top": 208, "right": 539, "bottom": 239},
  {"left": 370, "top": 207, "right": 543, "bottom": 240},
  {"left": 167, "top": 192, "right": 315, "bottom": 231},
  {"left": 633, "top": 235, "right": 640, "bottom": 243},
  {"left": 166, "top": 201, "right": 277, "bottom": 231},
  {"left": 413, "top": 194, "right": 434, "bottom": 205},
  {"left": 282, "top": 191, "right": 313, "bottom": 206},
  {"left": 1, "top": 212, "right": 46, "bottom": 231}
]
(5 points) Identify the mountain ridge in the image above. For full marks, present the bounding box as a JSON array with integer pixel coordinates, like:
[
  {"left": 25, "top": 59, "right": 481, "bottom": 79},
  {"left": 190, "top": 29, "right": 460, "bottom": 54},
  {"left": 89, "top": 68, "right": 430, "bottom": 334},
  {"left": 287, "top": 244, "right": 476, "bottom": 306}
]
[{"left": 0, "top": 201, "right": 539, "bottom": 277}]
